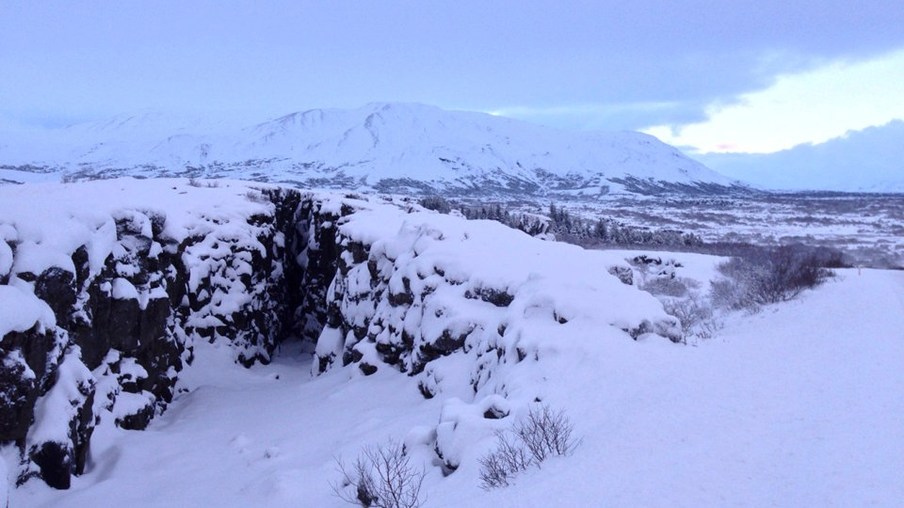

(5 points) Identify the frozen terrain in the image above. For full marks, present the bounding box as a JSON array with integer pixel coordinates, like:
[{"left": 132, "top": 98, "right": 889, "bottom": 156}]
[
  {"left": 525, "top": 192, "right": 904, "bottom": 269},
  {"left": 2, "top": 179, "right": 902, "bottom": 507},
  {"left": 8, "top": 267, "right": 904, "bottom": 507}
]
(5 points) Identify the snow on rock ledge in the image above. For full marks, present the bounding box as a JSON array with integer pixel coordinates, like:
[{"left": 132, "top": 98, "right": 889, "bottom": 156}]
[
  {"left": 311, "top": 197, "right": 680, "bottom": 470},
  {"left": 0, "top": 178, "right": 304, "bottom": 489},
  {"left": 1, "top": 178, "right": 680, "bottom": 491},
  {"left": 315, "top": 200, "right": 680, "bottom": 378}
]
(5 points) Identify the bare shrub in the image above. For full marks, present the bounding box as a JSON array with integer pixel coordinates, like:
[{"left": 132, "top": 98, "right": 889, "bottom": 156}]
[
  {"left": 710, "top": 245, "right": 835, "bottom": 311},
  {"left": 418, "top": 196, "right": 453, "bottom": 214},
  {"left": 661, "top": 294, "right": 721, "bottom": 341},
  {"left": 642, "top": 276, "right": 696, "bottom": 297},
  {"left": 333, "top": 440, "right": 426, "bottom": 508},
  {"left": 515, "top": 404, "right": 577, "bottom": 462},
  {"left": 478, "top": 431, "right": 532, "bottom": 489},
  {"left": 244, "top": 189, "right": 269, "bottom": 203},
  {"left": 187, "top": 176, "right": 220, "bottom": 188},
  {"left": 479, "top": 404, "right": 578, "bottom": 490},
  {"left": 709, "top": 258, "right": 765, "bottom": 311}
]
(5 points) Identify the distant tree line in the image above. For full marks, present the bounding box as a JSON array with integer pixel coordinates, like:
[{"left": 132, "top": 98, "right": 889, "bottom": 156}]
[
  {"left": 547, "top": 202, "right": 703, "bottom": 248},
  {"left": 420, "top": 196, "right": 703, "bottom": 248},
  {"left": 459, "top": 203, "right": 550, "bottom": 237}
]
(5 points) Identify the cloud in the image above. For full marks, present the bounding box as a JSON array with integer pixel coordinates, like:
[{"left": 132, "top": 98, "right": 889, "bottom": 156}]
[
  {"left": 696, "top": 120, "right": 904, "bottom": 191},
  {"left": 644, "top": 49, "right": 904, "bottom": 152},
  {"left": 2, "top": 1, "right": 904, "bottom": 131},
  {"left": 485, "top": 101, "right": 716, "bottom": 131}
]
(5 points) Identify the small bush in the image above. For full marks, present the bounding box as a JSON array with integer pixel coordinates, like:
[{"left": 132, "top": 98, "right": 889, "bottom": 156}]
[
  {"left": 515, "top": 404, "right": 577, "bottom": 462},
  {"left": 710, "top": 245, "right": 835, "bottom": 311},
  {"left": 642, "top": 276, "right": 695, "bottom": 298},
  {"left": 418, "top": 196, "right": 452, "bottom": 214},
  {"left": 187, "top": 176, "right": 220, "bottom": 188},
  {"left": 479, "top": 404, "right": 578, "bottom": 490},
  {"left": 244, "top": 189, "right": 269, "bottom": 203},
  {"left": 333, "top": 440, "right": 426, "bottom": 508},
  {"left": 478, "top": 431, "right": 532, "bottom": 489},
  {"left": 661, "top": 294, "right": 721, "bottom": 341}
]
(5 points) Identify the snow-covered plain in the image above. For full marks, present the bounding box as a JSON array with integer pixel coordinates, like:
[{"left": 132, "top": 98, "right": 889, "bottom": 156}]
[
  {"left": 531, "top": 193, "right": 904, "bottom": 269},
  {"left": 8, "top": 263, "right": 903, "bottom": 507}
]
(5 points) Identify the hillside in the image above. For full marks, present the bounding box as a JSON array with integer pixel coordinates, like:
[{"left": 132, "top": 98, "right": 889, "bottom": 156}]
[{"left": 0, "top": 104, "right": 743, "bottom": 197}]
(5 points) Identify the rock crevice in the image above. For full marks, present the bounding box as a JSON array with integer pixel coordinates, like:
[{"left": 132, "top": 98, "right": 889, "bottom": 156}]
[{"left": 0, "top": 186, "right": 346, "bottom": 489}]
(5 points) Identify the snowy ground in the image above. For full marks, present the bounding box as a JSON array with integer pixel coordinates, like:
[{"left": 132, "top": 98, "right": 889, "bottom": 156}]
[
  {"left": 507, "top": 193, "right": 904, "bottom": 269},
  {"left": 8, "top": 265, "right": 903, "bottom": 507}
]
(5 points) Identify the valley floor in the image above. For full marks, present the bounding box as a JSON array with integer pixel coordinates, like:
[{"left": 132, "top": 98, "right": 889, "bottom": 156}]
[{"left": 9, "top": 268, "right": 904, "bottom": 507}]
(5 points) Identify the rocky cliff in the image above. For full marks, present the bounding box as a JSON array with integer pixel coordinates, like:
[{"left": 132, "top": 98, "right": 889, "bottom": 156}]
[
  {"left": 1, "top": 178, "right": 678, "bottom": 491},
  {"left": 0, "top": 180, "right": 334, "bottom": 488}
]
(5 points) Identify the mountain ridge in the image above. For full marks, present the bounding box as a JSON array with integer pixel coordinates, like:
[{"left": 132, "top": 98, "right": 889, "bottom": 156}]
[{"left": 0, "top": 103, "right": 746, "bottom": 197}]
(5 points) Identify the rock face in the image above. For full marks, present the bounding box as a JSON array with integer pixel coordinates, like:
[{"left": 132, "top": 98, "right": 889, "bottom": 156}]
[
  {"left": 311, "top": 205, "right": 680, "bottom": 383},
  {"left": 0, "top": 181, "right": 324, "bottom": 489},
  {"left": 1, "top": 179, "right": 679, "bottom": 491},
  {"left": 305, "top": 202, "right": 681, "bottom": 473},
  {"left": 0, "top": 326, "right": 67, "bottom": 446}
]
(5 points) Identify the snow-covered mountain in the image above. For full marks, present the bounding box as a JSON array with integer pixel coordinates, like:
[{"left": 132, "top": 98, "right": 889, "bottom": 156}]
[{"left": 0, "top": 103, "right": 743, "bottom": 196}]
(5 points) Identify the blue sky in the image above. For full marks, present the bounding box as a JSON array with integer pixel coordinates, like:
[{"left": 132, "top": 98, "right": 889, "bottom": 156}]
[{"left": 1, "top": 1, "right": 903, "bottom": 187}]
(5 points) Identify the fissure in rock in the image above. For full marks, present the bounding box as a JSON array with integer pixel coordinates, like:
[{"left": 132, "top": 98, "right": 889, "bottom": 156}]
[{"left": 0, "top": 189, "right": 347, "bottom": 489}]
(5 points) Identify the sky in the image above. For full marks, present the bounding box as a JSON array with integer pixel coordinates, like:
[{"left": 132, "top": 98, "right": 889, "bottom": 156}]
[{"left": 1, "top": 1, "right": 903, "bottom": 189}]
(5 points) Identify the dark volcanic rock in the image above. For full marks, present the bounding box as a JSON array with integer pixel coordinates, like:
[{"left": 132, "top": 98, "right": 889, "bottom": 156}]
[
  {"left": 34, "top": 268, "right": 77, "bottom": 326},
  {"left": 115, "top": 401, "right": 155, "bottom": 431},
  {"left": 1, "top": 187, "right": 348, "bottom": 489},
  {"left": 465, "top": 286, "right": 514, "bottom": 307},
  {"left": 0, "top": 325, "right": 63, "bottom": 443},
  {"left": 24, "top": 346, "right": 96, "bottom": 490},
  {"left": 0, "top": 347, "right": 38, "bottom": 443},
  {"left": 30, "top": 442, "right": 72, "bottom": 490}
]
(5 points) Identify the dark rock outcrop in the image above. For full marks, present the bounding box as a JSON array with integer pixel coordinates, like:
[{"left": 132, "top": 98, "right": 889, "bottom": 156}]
[
  {"left": 0, "top": 186, "right": 340, "bottom": 489},
  {"left": 2, "top": 182, "right": 681, "bottom": 493},
  {"left": 0, "top": 325, "right": 65, "bottom": 444}
]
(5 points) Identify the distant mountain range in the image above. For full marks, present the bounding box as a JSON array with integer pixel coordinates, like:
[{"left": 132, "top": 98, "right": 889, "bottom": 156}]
[{"left": 0, "top": 103, "right": 746, "bottom": 197}]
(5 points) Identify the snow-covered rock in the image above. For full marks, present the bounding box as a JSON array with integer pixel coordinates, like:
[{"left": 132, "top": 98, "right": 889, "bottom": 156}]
[
  {"left": 0, "top": 179, "right": 305, "bottom": 488},
  {"left": 1, "top": 178, "right": 678, "bottom": 492},
  {"left": 314, "top": 204, "right": 679, "bottom": 380}
]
